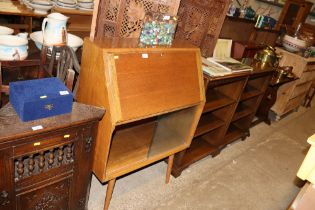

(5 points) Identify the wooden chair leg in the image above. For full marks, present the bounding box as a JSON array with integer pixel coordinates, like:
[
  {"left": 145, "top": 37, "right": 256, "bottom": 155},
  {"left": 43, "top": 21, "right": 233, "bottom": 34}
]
[
  {"left": 166, "top": 154, "right": 174, "bottom": 184},
  {"left": 103, "top": 178, "right": 116, "bottom": 210}
]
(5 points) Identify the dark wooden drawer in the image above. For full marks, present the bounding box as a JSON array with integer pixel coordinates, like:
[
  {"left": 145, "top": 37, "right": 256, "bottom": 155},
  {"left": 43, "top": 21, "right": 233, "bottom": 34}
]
[{"left": 13, "top": 128, "right": 80, "bottom": 158}]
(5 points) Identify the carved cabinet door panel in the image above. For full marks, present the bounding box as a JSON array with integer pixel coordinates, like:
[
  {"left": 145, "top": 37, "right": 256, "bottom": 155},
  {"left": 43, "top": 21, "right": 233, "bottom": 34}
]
[
  {"left": 16, "top": 178, "right": 71, "bottom": 210},
  {"left": 0, "top": 147, "right": 14, "bottom": 210},
  {"left": 70, "top": 124, "right": 95, "bottom": 210}
]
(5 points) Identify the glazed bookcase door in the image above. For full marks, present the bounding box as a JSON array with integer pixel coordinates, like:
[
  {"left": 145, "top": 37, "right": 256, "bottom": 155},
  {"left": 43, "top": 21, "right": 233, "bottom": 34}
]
[{"left": 0, "top": 148, "right": 14, "bottom": 210}]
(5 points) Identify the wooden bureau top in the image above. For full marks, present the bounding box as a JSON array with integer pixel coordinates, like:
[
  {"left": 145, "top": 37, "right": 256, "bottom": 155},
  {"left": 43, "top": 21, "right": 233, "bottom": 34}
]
[
  {"left": 0, "top": 102, "right": 104, "bottom": 143},
  {"left": 89, "top": 38, "right": 199, "bottom": 51}
]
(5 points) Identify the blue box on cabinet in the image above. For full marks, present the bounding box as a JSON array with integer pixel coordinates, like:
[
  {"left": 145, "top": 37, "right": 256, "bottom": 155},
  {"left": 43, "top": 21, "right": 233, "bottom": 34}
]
[{"left": 9, "top": 77, "right": 73, "bottom": 122}]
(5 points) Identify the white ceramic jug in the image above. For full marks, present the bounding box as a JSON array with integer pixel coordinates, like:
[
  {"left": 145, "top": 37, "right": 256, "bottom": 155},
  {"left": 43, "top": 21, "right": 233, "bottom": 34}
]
[{"left": 42, "top": 12, "right": 69, "bottom": 46}]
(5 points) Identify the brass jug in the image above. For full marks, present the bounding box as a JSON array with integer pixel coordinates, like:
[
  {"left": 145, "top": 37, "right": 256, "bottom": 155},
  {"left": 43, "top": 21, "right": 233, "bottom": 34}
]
[{"left": 254, "top": 46, "right": 281, "bottom": 67}]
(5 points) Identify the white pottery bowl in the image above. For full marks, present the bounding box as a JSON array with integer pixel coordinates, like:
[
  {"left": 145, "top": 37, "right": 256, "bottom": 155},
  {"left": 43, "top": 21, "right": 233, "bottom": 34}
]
[
  {"left": 283, "top": 34, "right": 307, "bottom": 53},
  {"left": 77, "top": 1, "right": 93, "bottom": 8},
  {"left": 30, "top": 31, "right": 83, "bottom": 52},
  {"left": 29, "top": 2, "right": 53, "bottom": 14},
  {"left": 0, "top": 35, "right": 28, "bottom": 61},
  {"left": 0, "top": 26, "right": 14, "bottom": 35}
]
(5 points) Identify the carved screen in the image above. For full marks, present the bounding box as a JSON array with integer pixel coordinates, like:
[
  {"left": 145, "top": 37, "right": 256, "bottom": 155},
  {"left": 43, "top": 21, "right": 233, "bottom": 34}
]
[
  {"left": 175, "top": 0, "right": 230, "bottom": 57},
  {"left": 93, "top": 0, "right": 181, "bottom": 39}
]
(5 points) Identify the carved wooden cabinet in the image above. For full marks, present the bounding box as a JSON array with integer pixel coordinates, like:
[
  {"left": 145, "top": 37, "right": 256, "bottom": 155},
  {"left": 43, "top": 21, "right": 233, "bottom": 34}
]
[
  {"left": 77, "top": 38, "right": 205, "bottom": 209},
  {"left": 271, "top": 48, "right": 315, "bottom": 118},
  {"left": 0, "top": 102, "right": 104, "bottom": 210}
]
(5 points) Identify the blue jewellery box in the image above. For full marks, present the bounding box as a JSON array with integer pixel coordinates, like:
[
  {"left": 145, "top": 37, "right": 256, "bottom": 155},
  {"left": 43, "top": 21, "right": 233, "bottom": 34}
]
[{"left": 9, "top": 77, "right": 73, "bottom": 122}]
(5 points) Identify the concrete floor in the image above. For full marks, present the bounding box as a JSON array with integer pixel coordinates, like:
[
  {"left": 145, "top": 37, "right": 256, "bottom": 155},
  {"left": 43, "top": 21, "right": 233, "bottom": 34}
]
[{"left": 88, "top": 105, "right": 315, "bottom": 210}]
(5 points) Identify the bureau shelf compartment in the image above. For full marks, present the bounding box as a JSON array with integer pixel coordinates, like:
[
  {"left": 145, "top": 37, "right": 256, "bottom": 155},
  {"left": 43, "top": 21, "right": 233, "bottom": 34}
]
[{"left": 105, "top": 105, "right": 200, "bottom": 180}]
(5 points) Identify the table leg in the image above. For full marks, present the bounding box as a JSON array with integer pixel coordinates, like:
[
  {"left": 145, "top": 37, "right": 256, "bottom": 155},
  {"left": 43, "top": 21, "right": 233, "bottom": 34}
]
[
  {"left": 166, "top": 154, "right": 174, "bottom": 184},
  {"left": 103, "top": 178, "right": 116, "bottom": 210}
]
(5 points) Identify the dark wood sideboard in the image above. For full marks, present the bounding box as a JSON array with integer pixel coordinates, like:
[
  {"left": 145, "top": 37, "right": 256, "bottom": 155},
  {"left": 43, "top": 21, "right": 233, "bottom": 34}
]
[{"left": 0, "top": 102, "right": 104, "bottom": 210}]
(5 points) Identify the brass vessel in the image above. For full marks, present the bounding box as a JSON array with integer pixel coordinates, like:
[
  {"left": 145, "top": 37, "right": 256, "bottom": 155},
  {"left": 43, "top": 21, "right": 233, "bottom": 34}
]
[{"left": 254, "top": 46, "right": 282, "bottom": 67}]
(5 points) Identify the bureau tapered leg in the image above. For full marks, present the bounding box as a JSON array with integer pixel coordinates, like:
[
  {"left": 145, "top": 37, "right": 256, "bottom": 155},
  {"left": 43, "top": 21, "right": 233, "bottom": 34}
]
[
  {"left": 166, "top": 154, "right": 174, "bottom": 184},
  {"left": 103, "top": 178, "right": 116, "bottom": 210}
]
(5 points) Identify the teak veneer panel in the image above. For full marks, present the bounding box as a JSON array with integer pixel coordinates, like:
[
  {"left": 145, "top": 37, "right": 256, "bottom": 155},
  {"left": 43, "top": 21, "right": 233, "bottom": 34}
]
[{"left": 113, "top": 51, "right": 201, "bottom": 121}]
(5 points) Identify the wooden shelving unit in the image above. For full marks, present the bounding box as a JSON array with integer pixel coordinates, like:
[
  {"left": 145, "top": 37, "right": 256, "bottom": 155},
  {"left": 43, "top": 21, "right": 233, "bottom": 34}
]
[
  {"left": 172, "top": 66, "right": 274, "bottom": 177},
  {"left": 76, "top": 38, "right": 205, "bottom": 210},
  {"left": 172, "top": 73, "right": 249, "bottom": 177},
  {"left": 225, "top": 70, "right": 273, "bottom": 141}
]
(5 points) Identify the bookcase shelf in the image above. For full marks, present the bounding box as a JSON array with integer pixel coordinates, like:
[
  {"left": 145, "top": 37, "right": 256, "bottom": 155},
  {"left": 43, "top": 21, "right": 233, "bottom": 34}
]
[
  {"left": 77, "top": 38, "right": 205, "bottom": 210},
  {"left": 172, "top": 68, "right": 274, "bottom": 177},
  {"left": 232, "top": 104, "right": 254, "bottom": 122},
  {"left": 224, "top": 124, "right": 244, "bottom": 145},
  {"left": 172, "top": 73, "right": 248, "bottom": 177},
  {"left": 203, "top": 90, "right": 235, "bottom": 113},
  {"left": 241, "top": 85, "right": 262, "bottom": 101}
]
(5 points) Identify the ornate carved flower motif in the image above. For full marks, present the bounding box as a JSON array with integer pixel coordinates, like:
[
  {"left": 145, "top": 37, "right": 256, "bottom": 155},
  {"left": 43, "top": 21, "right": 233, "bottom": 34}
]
[{"left": 127, "top": 0, "right": 146, "bottom": 22}]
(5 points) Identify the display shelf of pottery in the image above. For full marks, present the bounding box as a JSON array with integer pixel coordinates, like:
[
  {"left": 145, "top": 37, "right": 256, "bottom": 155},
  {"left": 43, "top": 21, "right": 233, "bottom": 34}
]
[{"left": 54, "top": 0, "right": 94, "bottom": 11}]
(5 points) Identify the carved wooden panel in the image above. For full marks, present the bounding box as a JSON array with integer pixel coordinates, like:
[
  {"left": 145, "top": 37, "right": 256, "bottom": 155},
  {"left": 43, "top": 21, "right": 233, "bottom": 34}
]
[
  {"left": 14, "top": 143, "right": 75, "bottom": 182},
  {"left": 0, "top": 148, "right": 14, "bottom": 210},
  {"left": 175, "top": 0, "right": 230, "bottom": 57},
  {"left": 17, "top": 179, "right": 71, "bottom": 210},
  {"left": 92, "top": 0, "right": 181, "bottom": 39}
]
